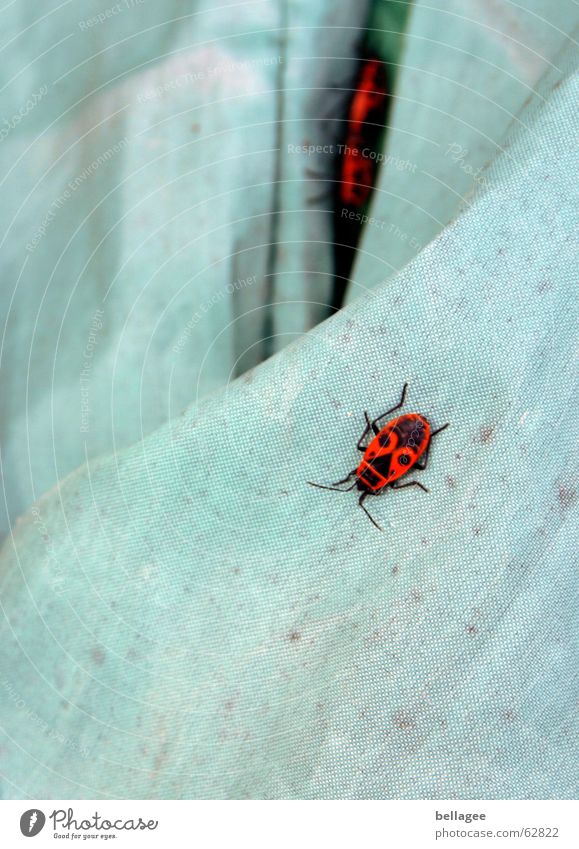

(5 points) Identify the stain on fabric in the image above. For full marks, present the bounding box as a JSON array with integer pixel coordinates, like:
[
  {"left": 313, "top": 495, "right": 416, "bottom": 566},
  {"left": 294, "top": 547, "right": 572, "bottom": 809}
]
[
  {"left": 91, "top": 647, "right": 105, "bottom": 665},
  {"left": 478, "top": 426, "right": 495, "bottom": 444},
  {"left": 393, "top": 710, "right": 416, "bottom": 730},
  {"left": 557, "top": 484, "right": 576, "bottom": 511}
]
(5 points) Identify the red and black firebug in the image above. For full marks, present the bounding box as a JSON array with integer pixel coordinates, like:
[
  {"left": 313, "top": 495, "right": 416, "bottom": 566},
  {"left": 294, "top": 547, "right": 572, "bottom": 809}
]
[{"left": 308, "top": 384, "right": 449, "bottom": 530}]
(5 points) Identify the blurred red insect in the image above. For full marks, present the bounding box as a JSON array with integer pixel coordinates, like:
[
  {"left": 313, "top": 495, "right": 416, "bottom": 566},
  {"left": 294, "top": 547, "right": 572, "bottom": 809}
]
[
  {"left": 339, "top": 57, "right": 388, "bottom": 208},
  {"left": 308, "top": 384, "right": 449, "bottom": 530}
]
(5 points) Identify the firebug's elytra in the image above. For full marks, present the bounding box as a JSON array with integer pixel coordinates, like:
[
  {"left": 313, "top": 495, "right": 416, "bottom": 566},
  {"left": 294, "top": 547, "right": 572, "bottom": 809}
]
[
  {"left": 339, "top": 57, "right": 388, "bottom": 208},
  {"left": 304, "top": 56, "right": 387, "bottom": 208},
  {"left": 307, "top": 383, "right": 449, "bottom": 531}
]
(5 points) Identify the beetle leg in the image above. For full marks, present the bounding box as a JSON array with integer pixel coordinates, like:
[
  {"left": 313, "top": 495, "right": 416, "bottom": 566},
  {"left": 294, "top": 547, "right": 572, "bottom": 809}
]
[
  {"left": 369, "top": 410, "right": 380, "bottom": 436},
  {"left": 430, "top": 422, "right": 449, "bottom": 438},
  {"left": 358, "top": 492, "right": 383, "bottom": 531},
  {"left": 357, "top": 412, "right": 373, "bottom": 450},
  {"left": 414, "top": 422, "right": 449, "bottom": 470},
  {"left": 390, "top": 480, "right": 429, "bottom": 493},
  {"left": 307, "top": 186, "right": 334, "bottom": 205},
  {"left": 414, "top": 442, "right": 431, "bottom": 471},
  {"left": 371, "top": 382, "right": 408, "bottom": 431}
]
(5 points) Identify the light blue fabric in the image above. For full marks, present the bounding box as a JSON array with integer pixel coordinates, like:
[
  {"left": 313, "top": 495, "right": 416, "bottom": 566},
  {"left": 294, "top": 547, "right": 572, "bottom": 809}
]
[
  {"left": 345, "top": 0, "right": 579, "bottom": 302},
  {"left": 0, "top": 0, "right": 369, "bottom": 536},
  {"left": 0, "top": 2, "right": 577, "bottom": 800}
]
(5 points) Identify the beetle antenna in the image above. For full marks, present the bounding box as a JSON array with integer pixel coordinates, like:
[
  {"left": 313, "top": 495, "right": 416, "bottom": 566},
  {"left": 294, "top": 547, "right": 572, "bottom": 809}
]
[{"left": 307, "top": 480, "right": 358, "bottom": 493}]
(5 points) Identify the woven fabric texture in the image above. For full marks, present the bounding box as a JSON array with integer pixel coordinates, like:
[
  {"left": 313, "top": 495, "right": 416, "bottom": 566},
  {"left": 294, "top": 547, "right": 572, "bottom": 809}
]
[{"left": 0, "top": 2, "right": 577, "bottom": 800}]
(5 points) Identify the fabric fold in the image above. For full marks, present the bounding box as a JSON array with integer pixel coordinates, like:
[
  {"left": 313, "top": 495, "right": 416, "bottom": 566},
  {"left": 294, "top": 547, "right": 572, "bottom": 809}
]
[{"left": 0, "top": 36, "right": 576, "bottom": 799}]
